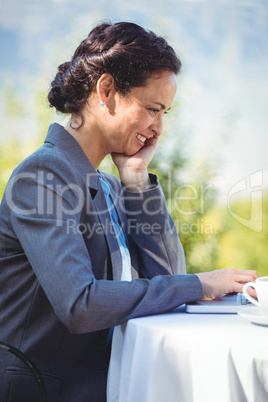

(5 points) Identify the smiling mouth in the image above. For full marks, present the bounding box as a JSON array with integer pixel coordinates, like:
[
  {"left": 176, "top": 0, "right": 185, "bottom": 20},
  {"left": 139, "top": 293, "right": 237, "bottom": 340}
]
[{"left": 135, "top": 133, "right": 154, "bottom": 143}]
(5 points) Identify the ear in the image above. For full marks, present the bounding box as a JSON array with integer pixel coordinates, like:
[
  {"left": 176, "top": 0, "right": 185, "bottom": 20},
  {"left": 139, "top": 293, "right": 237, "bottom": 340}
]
[{"left": 96, "top": 73, "right": 115, "bottom": 104}]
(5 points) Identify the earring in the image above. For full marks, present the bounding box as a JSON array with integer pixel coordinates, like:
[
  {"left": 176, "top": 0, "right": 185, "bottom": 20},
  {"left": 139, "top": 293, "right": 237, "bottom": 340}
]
[{"left": 100, "top": 101, "right": 106, "bottom": 109}]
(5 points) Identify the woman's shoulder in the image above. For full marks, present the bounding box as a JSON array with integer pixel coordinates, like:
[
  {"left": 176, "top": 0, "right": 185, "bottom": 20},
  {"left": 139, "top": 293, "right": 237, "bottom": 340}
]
[
  {"left": 14, "top": 142, "right": 65, "bottom": 169},
  {"left": 10, "top": 142, "right": 82, "bottom": 188}
]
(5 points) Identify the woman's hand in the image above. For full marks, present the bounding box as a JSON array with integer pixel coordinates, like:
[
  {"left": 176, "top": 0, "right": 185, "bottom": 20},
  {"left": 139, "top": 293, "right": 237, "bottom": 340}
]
[
  {"left": 196, "top": 268, "right": 259, "bottom": 300},
  {"left": 112, "top": 136, "right": 159, "bottom": 192}
]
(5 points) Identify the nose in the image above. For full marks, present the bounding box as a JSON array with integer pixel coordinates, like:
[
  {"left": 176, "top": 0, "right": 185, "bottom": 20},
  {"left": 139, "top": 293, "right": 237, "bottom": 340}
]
[{"left": 150, "top": 114, "right": 163, "bottom": 137}]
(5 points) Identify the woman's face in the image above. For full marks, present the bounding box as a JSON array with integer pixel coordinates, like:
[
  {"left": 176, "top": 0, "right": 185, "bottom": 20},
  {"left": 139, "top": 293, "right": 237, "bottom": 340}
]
[{"left": 101, "top": 70, "right": 177, "bottom": 156}]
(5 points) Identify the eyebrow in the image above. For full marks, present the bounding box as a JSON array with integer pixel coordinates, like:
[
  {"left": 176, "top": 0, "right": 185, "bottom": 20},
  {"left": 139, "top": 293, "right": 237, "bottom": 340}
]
[{"left": 153, "top": 102, "right": 171, "bottom": 111}]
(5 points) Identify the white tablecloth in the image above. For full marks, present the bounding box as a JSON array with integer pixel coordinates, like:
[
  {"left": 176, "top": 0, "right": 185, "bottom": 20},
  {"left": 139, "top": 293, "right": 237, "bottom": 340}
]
[{"left": 107, "top": 306, "right": 268, "bottom": 402}]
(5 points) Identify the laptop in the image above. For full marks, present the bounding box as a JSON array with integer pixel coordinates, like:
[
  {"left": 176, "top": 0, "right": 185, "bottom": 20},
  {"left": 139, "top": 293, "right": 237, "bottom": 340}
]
[{"left": 185, "top": 293, "right": 251, "bottom": 314}]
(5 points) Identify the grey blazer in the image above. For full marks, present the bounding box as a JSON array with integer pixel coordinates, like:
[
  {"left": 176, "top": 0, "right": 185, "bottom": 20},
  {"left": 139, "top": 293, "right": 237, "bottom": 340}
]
[{"left": 0, "top": 123, "right": 203, "bottom": 401}]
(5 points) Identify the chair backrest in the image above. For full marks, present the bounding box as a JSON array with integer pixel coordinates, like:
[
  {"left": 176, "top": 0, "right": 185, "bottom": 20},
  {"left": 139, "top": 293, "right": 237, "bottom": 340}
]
[{"left": 0, "top": 341, "right": 48, "bottom": 402}]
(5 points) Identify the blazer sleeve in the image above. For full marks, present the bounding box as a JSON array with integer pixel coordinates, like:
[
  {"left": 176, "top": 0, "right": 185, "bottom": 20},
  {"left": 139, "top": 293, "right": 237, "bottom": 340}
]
[
  {"left": 7, "top": 151, "right": 204, "bottom": 334},
  {"left": 122, "top": 173, "right": 186, "bottom": 278}
]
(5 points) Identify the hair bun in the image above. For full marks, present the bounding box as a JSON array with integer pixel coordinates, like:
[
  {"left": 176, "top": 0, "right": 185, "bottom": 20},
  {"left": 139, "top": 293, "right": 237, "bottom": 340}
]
[
  {"left": 48, "top": 61, "right": 73, "bottom": 113},
  {"left": 58, "top": 61, "right": 71, "bottom": 76}
]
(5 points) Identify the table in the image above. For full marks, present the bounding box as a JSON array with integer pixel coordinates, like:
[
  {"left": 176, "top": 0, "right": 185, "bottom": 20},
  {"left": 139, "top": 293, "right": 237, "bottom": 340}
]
[{"left": 107, "top": 306, "right": 268, "bottom": 402}]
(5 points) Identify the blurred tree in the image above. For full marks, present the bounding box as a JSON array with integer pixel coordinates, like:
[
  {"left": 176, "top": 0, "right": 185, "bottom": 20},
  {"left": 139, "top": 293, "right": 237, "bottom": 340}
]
[
  {"left": 0, "top": 76, "right": 67, "bottom": 198},
  {"left": 214, "top": 193, "right": 268, "bottom": 276},
  {"left": 0, "top": 82, "right": 28, "bottom": 196}
]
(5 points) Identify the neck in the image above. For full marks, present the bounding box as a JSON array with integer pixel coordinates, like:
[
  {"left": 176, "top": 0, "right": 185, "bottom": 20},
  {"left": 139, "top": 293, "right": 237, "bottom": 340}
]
[{"left": 65, "top": 118, "right": 106, "bottom": 170}]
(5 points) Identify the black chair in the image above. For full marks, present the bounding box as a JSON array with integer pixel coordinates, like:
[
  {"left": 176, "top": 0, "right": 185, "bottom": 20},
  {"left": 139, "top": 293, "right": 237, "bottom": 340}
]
[{"left": 0, "top": 341, "right": 48, "bottom": 402}]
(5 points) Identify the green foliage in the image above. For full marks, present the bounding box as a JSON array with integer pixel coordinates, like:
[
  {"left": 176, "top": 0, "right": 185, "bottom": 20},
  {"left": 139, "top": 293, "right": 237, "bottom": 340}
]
[
  {"left": 214, "top": 194, "right": 268, "bottom": 276},
  {"left": 0, "top": 77, "right": 68, "bottom": 199},
  {"left": 0, "top": 82, "right": 31, "bottom": 197}
]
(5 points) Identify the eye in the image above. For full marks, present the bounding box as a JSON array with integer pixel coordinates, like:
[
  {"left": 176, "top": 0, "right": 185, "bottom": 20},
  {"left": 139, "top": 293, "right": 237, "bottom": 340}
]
[{"left": 148, "top": 108, "right": 160, "bottom": 116}]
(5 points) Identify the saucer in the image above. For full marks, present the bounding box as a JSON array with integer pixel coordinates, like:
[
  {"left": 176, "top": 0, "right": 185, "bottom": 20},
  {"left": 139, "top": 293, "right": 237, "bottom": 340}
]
[{"left": 238, "top": 306, "right": 268, "bottom": 326}]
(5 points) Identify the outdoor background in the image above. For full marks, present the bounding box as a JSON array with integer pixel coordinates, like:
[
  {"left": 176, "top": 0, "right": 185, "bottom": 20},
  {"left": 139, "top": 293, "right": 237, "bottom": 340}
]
[{"left": 0, "top": 0, "right": 267, "bottom": 275}]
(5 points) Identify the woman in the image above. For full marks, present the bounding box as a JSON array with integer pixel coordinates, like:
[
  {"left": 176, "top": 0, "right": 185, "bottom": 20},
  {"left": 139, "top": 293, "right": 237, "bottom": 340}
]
[{"left": 0, "top": 22, "right": 258, "bottom": 401}]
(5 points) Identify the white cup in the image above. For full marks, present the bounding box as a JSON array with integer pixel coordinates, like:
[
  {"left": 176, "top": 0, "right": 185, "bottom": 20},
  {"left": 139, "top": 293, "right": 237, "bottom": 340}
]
[{"left": 243, "top": 276, "right": 268, "bottom": 312}]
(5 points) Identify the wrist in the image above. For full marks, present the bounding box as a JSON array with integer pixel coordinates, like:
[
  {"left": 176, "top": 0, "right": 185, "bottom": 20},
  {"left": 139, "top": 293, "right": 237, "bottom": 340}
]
[
  {"left": 120, "top": 169, "right": 151, "bottom": 192},
  {"left": 122, "top": 174, "right": 151, "bottom": 192}
]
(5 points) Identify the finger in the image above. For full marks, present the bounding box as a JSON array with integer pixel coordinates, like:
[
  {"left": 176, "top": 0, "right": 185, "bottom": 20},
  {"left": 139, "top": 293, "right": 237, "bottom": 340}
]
[
  {"left": 233, "top": 270, "right": 259, "bottom": 283},
  {"left": 237, "top": 269, "right": 259, "bottom": 278},
  {"left": 224, "top": 268, "right": 258, "bottom": 278},
  {"left": 230, "top": 283, "right": 245, "bottom": 294},
  {"left": 234, "top": 274, "right": 258, "bottom": 284},
  {"left": 247, "top": 288, "right": 258, "bottom": 299},
  {"left": 146, "top": 136, "right": 159, "bottom": 148},
  {"left": 229, "top": 283, "right": 258, "bottom": 299}
]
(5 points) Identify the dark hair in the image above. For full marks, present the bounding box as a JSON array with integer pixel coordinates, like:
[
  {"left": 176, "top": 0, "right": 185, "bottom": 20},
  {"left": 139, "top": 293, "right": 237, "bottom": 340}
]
[{"left": 48, "top": 21, "right": 181, "bottom": 114}]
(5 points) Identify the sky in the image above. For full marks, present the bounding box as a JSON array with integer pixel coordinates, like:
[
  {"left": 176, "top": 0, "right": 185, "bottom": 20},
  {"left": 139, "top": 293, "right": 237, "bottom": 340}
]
[{"left": 0, "top": 0, "right": 267, "bottom": 200}]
